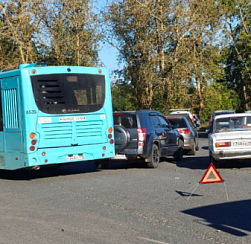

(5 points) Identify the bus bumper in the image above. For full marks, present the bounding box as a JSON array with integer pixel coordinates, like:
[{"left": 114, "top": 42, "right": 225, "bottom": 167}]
[{"left": 27, "top": 144, "right": 115, "bottom": 168}]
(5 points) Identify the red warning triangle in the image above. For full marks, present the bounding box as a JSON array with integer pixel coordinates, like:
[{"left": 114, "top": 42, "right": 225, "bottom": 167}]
[{"left": 199, "top": 163, "right": 224, "bottom": 184}]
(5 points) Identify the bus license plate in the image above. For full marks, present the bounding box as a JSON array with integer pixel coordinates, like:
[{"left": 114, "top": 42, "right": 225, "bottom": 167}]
[{"left": 66, "top": 155, "right": 84, "bottom": 161}]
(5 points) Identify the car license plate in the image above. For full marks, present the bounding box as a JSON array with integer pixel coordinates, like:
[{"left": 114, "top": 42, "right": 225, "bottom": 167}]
[
  {"left": 66, "top": 155, "right": 84, "bottom": 161},
  {"left": 232, "top": 141, "right": 251, "bottom": 146}
]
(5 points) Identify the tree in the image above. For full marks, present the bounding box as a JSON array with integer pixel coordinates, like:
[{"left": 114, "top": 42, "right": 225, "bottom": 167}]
[
  {"left": 0, "top": 0, "right": 40, "bottom": 70},
  {"left": 111, "top": 79, "right": 135, "bottom": 111},
  {"left": 220, "top": 0, "right": 251, "bottom": 111},
  {"left": 104, "top": 0, "right": 226, "bottom": 116},
  {"left": 33, "top": 0, "right": 101, "bottom": 66}
]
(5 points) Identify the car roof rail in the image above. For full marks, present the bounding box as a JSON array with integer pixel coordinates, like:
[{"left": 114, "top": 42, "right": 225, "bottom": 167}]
[{"left": 169, "top": 108, "right": 191, "bottom": 112}]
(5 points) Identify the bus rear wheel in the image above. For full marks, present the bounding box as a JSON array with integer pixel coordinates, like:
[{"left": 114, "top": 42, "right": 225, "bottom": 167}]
[{"left": 95, "top": 160, "right": 109, "bottom": 170}]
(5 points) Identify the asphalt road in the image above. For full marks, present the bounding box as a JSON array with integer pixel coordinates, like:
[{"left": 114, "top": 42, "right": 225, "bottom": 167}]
[{"left": 0, "top": 132, "right": 251, "bottom": 244}]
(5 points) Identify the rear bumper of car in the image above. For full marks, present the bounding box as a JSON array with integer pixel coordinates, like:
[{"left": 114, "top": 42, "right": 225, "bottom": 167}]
[
  {"left": 212, "top": 150, "right": 251, "bottom": 160},
  {"left": 184, "top": 137, "right": 195, "bottom": 149},
  {"left": 111, "top": 149, "right": 138, "bottom": 160}
]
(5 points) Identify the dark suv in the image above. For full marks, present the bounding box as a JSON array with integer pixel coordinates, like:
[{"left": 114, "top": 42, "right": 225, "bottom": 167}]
[{"left": 96, "top": 110, "right": 184, "bottom": 169}]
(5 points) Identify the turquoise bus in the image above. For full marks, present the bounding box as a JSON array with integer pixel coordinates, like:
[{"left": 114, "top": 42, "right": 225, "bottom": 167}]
[{"left": 0, "top": 63, "right": 115, "bottom": 170}]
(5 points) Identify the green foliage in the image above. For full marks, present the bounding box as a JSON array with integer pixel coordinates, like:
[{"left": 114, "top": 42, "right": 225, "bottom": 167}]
[
  {"left": 111, "top": 79, "right": 135, "bottom": 111},
  {"left": 201, "top": 82, "right": 239, "bottom": 121},
  {"left": 0, "top": 0, "right": 101, "bottom": 69},
  {"left": 219, "top": 0, "right": 251, "bottom": 111}
]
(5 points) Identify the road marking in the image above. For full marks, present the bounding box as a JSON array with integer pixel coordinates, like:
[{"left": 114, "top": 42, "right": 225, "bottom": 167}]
[{"left": 138, "top": 237, "right": 171, "bottom": 244}]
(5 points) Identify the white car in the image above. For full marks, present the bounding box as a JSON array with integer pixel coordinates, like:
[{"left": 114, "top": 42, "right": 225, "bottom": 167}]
[
  {"left": 209, "top": 113, "right": 251, "bottom": 167},
  {"left": 170, "top": 109, "right": 194, "bottom": 122}
]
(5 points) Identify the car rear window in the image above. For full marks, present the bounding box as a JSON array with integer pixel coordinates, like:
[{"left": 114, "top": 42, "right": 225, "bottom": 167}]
[
  {"left": 167, "top": 118, "right": 187, "bottom": 128},
  {"left": 113, "top": 113, "right": 137, "bottom": 128}
]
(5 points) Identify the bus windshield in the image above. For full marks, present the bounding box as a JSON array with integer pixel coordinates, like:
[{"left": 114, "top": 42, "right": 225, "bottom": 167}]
[{"left": 31, "top": 73, "right": 105, "bottom": 114}]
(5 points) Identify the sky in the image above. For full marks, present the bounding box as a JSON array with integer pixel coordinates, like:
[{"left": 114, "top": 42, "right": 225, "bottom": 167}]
[
  {"left": 96, "top": 0, "right": 121, "bottom": 73},
  {"left": 98, "top": 44, "right": 120, "bottom": 72}
]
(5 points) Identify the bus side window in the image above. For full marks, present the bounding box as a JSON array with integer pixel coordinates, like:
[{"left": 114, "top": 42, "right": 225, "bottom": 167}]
[{"left": 0, "top": 90, "right": 3, "bottom": 131}]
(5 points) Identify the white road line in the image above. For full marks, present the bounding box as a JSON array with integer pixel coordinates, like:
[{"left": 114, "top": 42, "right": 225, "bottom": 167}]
[{"left": 137, "top": 236, "right": 171, "bottom": 244}]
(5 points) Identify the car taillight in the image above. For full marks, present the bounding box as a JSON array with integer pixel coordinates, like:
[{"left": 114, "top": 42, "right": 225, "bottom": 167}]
[
  {"left": 178, "top": 129, "right": 191, "bottom": 134},
  {"left": 215, "top": 142, "right": 230, "bottom": 147},
  {"left": 137, "top": 128, "right": 146, "bottom": 142}
]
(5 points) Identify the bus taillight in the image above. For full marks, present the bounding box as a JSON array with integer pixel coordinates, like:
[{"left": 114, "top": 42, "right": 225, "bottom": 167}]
[
  {"left": 30, "top": 146, "right": 35, "bottom": 151},
  {"left": 108, "top": 128, "right": 114, "bottom": 144},
  {"left": 29, "top": 133, "right": 36, "bottom": 139},
  {"left": 31, "top": 140, "right": 37, "bottom": 145},
  {"left": 29, "top": 133, "right": 37, "bottom": 151},
  {"left": 42, "top": 152, "right": 46, "bottom": 156}
]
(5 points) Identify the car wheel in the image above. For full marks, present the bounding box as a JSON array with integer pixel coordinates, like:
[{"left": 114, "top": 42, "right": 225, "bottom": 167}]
[
  {"left": 190, "top": 143, "right": 196, "bottom": 155},
  {"left": 173, "top": 139, "right": 184, "bottom": 161},
  {"left": 195, "top": 141, "right": 199, "bottom": 151},
  {"left": 209, "top": 154, "right": 221, "bottom": 168},
  {"left": 95, "top": 160, "right": 109, "bottom": 170},
  {"left": 146, "top": 144, "right": 160, "bottom": 168}
]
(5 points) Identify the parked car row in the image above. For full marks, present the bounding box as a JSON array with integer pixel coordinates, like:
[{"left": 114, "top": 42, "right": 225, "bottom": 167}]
[
  {"left": 97, "top": 108, "right": 251, "bottom": 169},
  {"left": 96, "top": 109, "right": 201, "bottom": 169}
]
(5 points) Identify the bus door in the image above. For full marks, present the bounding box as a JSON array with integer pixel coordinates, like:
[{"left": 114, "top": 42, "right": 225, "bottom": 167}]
[
  {"left": 0, "top": 80, "right": 4, "bottom": 168},
  {"left": 1, "top": 77, "right": 24, "bottom": 170}
]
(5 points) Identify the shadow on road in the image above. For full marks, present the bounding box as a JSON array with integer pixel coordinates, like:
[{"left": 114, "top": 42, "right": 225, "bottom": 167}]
[
  {"left": 201, "top": 146, "right": 208, "bottom": 150},
  {"left": 107, "top": 159, "right": 148, "bottom": 170},
  {"left": 182, "top": 199, "right": 251, "bottom": 236},
  {"left": 0, "top": 161, "right": 98, "bottom": 181},
  {"left": 174, "top": 156, "right": 210, "bottom": 170}
]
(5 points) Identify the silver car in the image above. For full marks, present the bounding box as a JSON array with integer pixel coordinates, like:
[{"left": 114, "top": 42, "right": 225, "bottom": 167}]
[{"left": 166, "top": 115, "right": 199, "bottom": 155}]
